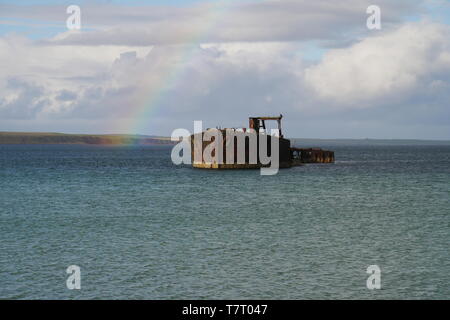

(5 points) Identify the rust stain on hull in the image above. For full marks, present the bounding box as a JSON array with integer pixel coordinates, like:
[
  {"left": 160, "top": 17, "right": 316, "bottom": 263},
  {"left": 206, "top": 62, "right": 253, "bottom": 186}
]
[{"left": 291, "top": 148, "right": 335, "bottom": 165}]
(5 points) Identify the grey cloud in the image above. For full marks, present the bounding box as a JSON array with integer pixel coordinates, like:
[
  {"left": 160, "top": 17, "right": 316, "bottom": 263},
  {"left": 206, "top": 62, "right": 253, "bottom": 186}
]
[
  {"left": 8, "top": 0, "right": 421, "bottom": 46},
  {"left": 56, "top": 89, "right": 77, "bottom": 101},
  {"left": 0, "top": 78, "right": 48, "bottom": 119}
]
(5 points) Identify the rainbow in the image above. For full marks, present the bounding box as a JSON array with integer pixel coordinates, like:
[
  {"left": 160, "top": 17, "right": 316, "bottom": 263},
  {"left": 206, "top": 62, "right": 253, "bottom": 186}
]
[{"left": 111, "top": 1, "right": 235, "bottom": 136}]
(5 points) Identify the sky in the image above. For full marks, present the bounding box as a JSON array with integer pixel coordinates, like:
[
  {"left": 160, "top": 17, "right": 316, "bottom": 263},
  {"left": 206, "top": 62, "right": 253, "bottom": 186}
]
[{"left": 0, "top": 0, "right": 450, "bottom": 139}]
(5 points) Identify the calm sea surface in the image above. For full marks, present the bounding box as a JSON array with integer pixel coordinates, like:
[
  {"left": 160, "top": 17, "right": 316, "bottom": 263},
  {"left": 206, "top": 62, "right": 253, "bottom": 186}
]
[{"left": 0, "top": 144, "right": 449, "bottom": 299}]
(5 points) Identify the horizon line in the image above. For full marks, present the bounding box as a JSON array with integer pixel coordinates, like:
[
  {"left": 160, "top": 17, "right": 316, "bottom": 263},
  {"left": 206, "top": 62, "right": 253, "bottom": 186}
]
[{"left": 1, "top": 131, "right": 450, "bottom": 142}]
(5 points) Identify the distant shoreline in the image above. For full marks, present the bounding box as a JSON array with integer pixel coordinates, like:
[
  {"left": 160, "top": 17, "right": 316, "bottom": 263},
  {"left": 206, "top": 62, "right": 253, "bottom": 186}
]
[
  {"left": 290, "top": 138, "right": 450, "bottom": 146},
  {"left": 0, "top": 132, "right": 449, "bottom": 146},
  {"left": 0, "top": 132, "right": 176, "bottom": 145}
]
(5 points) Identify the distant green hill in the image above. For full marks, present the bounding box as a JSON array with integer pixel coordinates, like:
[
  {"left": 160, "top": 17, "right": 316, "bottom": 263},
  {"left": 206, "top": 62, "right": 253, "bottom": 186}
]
[
  {"left": 0, "top": 132, "right": 175, "bottom": 145},
  {"left": 1, "top": 132, "right": 448, "bottom": 146}
]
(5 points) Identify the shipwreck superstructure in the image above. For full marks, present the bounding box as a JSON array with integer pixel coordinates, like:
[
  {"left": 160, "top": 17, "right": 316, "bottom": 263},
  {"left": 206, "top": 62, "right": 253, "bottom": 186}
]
[{"left": 190, "top": 115, "right": 334, "bottom": 169}]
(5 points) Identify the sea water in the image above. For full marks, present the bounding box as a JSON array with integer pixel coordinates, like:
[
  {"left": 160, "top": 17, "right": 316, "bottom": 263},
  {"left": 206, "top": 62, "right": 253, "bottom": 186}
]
[{"left": 0, "top": 144, "right": 449, "bottom": 299}]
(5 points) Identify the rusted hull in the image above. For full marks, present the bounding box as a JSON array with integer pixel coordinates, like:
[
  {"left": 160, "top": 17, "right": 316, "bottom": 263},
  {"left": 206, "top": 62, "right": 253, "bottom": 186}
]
[
  {"left": 190, "top": 130, "right": 292, "bottom": 169},
  {"left": 291, "top": 148, "right": 335, "bottom": 164}
]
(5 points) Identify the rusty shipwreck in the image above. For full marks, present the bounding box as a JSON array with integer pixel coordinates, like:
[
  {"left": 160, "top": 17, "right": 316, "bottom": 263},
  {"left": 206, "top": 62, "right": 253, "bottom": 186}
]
[{"left": 190, "top": 115, "right": 334, "bottom": 169}]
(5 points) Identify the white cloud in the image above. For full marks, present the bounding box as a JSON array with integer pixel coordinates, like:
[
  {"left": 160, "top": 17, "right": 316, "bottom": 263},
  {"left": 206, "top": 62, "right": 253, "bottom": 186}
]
[
  {"left": 304, "top": 22, "right": 450, "bottom": 106},
  {"left": 0, "top": 34, "right": 150, "bottom": 118}
]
